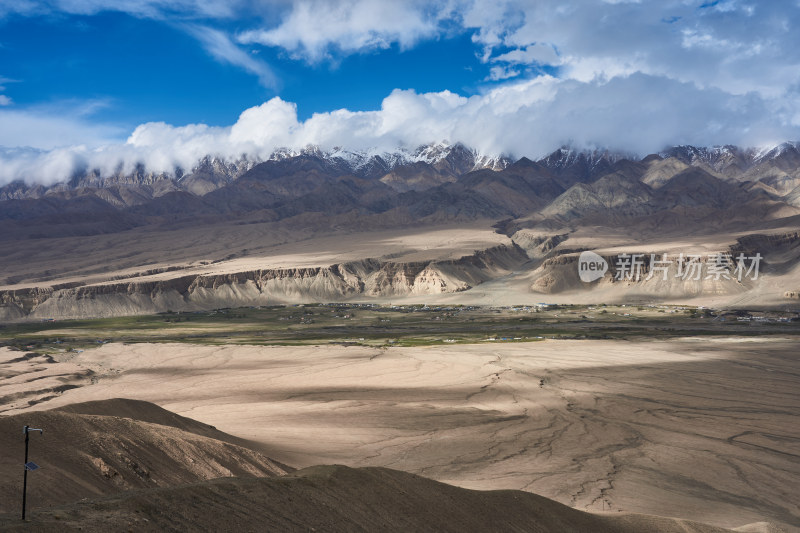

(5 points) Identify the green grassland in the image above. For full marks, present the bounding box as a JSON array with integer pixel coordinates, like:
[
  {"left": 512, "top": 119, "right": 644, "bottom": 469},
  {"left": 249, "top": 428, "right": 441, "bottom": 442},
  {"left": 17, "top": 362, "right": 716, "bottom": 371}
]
[{"left": 2, "top": 304, "right": 799, "bottom": 355}]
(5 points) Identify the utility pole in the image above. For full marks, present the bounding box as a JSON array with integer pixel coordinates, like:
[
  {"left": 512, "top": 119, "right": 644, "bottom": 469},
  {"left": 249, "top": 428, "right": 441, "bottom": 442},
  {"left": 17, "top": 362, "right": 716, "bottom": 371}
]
[{"left": 22, "top": 425, "right": 43, "bottom": 520}]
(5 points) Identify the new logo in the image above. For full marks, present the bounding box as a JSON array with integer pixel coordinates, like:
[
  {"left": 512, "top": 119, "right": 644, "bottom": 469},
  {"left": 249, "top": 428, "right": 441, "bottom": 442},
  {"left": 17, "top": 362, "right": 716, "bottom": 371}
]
[{"left": 578, "top": 251, "right": 608, "bottom": 282}]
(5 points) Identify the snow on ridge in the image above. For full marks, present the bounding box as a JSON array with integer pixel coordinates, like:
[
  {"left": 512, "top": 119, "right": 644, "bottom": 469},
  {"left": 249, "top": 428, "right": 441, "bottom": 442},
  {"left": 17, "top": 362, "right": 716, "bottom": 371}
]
[
  {"left": 267, "top": 141, "right": 509, "bottom": 174},
  {"left": 544, "top": 145, "right": 634, "bottom": 170},
  {"left": 660, "top": 141, "right": 799, "bottom": 168},
  {"left": 5, "top": 140, "right": 798, "bottom": 197},
  {"left": 752, "top": 140, "right": 800, "bottom": 162}
]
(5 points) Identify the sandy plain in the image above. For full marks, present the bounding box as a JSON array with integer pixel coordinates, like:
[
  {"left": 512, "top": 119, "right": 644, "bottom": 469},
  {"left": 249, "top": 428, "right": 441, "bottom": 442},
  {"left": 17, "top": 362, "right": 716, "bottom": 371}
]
[{"left": 2, "top": 336, "right": 798, "bottom": 531}]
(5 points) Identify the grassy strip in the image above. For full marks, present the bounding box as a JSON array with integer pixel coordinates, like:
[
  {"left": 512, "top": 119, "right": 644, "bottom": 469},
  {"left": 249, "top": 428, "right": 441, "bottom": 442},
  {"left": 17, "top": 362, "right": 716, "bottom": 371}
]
[{"left": 1, "top": 304, "right": 797, "bottom": 354}]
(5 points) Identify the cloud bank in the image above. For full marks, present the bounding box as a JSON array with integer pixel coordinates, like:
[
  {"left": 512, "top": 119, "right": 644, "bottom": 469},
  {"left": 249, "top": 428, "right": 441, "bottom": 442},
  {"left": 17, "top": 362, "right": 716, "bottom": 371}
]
[{"left": 2, "top": 72, "right": 798, "bottom": 186}]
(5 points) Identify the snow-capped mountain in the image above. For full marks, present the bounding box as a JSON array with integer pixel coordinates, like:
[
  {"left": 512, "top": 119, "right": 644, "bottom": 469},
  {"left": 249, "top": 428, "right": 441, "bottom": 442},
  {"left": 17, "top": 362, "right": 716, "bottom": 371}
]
[
  {"left": 271, "top": 142, "right": 510, "bottom": 178},
  {"left": 539, "top": 146, "right": 633, "bottom": 170},
  {"left": 659, "top": 143, "right": 800, "bottom": 177},
  {"left": 0, "top": 142, "right": 512, "bottom": 202},
  {"left": 1, "top": 140, "right": 799, "bottom": 204}
]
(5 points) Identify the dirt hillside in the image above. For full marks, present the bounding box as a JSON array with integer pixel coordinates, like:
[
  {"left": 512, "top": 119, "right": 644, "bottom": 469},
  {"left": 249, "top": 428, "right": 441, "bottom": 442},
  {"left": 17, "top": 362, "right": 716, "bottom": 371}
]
[
  {"left": 0, "top": 465, "right": 770, "bottom": 532},
  {"left": 0, "top": 400, "right": 288, "bottom": 514}
]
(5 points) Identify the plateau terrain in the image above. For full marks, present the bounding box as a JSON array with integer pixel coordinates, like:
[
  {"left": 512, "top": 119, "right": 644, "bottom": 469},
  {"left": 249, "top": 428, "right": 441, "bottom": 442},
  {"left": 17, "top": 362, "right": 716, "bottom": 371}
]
[
  {"left": 1, "top": 143, "right": 800, "bottom": 320},
  {"left": 2, "top": 143, "right": 799, "bottom": 532},
  {"left": 5, "top": 2, "right": 800, "bottom": 531}
]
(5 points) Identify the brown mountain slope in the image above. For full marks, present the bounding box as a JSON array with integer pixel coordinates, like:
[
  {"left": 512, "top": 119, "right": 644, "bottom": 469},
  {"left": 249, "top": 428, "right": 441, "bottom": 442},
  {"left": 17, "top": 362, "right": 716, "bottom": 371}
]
[
  {"left": 0, "top": 403, "right": 288, "bottom": 513},
  {"left": 51, "top": 398, "right": 292, "bottom": 467},
  {"left": 641, "top": 156, "right": 691, "bottom": 188},
  {"left": 0, "top": 465, "right": 769, "bottom": 533},
  {"left": 51, "top": 398, "right": 237, "bottom": 440}
]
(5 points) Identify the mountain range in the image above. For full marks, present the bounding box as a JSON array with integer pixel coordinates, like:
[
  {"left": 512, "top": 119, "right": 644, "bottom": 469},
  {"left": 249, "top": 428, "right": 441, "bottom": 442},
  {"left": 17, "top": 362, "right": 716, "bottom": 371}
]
[
  {"left": 1, "top": 141, "right": 799, "bottom": 318},
  {"left": 3, "top": 140, "right": 799, "bottom": 217}
]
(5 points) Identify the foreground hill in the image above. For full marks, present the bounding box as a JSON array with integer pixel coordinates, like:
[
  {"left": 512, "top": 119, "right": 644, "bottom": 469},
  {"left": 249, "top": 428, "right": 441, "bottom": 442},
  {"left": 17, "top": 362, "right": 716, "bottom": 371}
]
[
  {"left": 0, "top": 465, "right": 776, "bottom": 533},
  {"left": 0, "top": 399, "right": 783, "bottom": 532},
  {"left": 0, "top": 400, "right": 288, "bottom": 513}
]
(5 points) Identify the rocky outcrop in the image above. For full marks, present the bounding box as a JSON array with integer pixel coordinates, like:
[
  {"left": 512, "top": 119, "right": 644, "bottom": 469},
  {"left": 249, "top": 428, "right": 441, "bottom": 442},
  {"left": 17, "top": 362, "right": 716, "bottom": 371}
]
[
  {"left": 528, "top": 243, "right": 776, "bottom": 297},
  {"left": 0, "top": 244, "right": 528, "bottom": 320}
]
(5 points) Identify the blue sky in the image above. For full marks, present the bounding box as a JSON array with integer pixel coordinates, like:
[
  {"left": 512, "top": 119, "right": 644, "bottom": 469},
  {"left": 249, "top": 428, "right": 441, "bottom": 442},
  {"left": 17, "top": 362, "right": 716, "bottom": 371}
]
[
  {"left": 1, "top": 10, "right": 488, "bottom": 127},
  {"left": 0, "top": 0, "right": 799, "bottom": 184}
]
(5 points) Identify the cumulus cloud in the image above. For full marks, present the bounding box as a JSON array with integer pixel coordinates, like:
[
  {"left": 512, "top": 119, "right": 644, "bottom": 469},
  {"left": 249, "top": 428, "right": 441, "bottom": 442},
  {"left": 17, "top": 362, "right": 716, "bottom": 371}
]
[
  {"left": 485, "top": 65, "right": 520, "bottom": 81},
  {"left": 3, "top": 72, "right": 799, "bottom": 186},
  {"left": 462, "top": 0, "right": 800, "bottom": 98},
  {"left": 237, "top": 0, "right": 454, "bottom": 62},
  {"left": 7, "top": 1, "right": 800, "bottom": 100},
  {"left": 493, "top": 44, "right": 562, "bottom": 66}
]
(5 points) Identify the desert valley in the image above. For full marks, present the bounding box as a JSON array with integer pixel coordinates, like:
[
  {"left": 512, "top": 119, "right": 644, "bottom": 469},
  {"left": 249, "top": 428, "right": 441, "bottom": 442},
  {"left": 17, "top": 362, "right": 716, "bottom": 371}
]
[
  {"left": 2, "top": 1, "right": 800, "bottom": 531},
  {"left": 0, "top": 142, "right": 799, "bottom": 531}
]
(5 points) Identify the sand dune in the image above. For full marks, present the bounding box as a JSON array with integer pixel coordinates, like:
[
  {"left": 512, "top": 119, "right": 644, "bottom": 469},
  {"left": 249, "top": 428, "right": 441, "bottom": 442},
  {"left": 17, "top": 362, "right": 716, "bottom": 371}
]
[{"left": 3, "top": 338, "right": 798, "bottom": 531}]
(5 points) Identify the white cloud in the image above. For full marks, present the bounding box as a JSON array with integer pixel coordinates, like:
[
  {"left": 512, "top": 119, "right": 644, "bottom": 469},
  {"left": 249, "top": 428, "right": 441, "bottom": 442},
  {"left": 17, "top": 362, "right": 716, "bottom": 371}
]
[
  {"left": 3, "top": 72, "right": 799, "bottom": 186},
  {"left": 184, "top": 25, "right": 278, "bottom": 89},
  {"left": 228, "top": 0, "right": 800, "bottom": 109},
  {"left": 0, "top": 0, "right": 39, "bottom": 17},
  {"left": 8, "top": 1, "right": 800, "bottom": 111},
  {"left": 493, "top": 43, "right": 561, "bottom": 66},
  {"left": 492, "top": 43, "right": 561, "bottom": 65},
  {"left": 485, "top": 65, "right": 520, "bottom": 81},
  {"left": 39, "top": 0, "right": 242, "bottom": 19},
  {"left": 237, "top": 0, "right": 453, "bottom": 62},
  {"left": 0, "top": 105, "right": 126, "bottom": 184},
  {"left": 1, "top": 2, "right": 273, "bottom": 87},
  {"left": 7, "top": 1, "right": 800, "bottom": 100},
  {"left": 0, "top": 76, "right": 17, "bottom": 90},
  {"left": 0, "top": 75, "right": 18, "bottom": 106},
  {"left": 464, "top": 0, "right": 800, "bottom": 99},
  {"left": 0, "top": 104, "right": 123, "bottom": 150}
]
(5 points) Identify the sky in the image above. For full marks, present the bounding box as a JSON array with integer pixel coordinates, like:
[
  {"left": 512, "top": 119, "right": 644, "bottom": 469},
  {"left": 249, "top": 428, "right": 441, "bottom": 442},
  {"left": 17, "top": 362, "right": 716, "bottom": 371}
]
[{"left": 1, "top": 0, "right": 799, "bottom": 185}]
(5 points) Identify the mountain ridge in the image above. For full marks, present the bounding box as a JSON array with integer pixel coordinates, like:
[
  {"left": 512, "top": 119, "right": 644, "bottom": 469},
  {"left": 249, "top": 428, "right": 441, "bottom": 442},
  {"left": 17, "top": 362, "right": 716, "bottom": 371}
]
[
  {"left": 3, "top": 140, "right": 799, "bottom": 203},
  {"left": 1, "top": 140, "right": 799, "bottom": 314}
]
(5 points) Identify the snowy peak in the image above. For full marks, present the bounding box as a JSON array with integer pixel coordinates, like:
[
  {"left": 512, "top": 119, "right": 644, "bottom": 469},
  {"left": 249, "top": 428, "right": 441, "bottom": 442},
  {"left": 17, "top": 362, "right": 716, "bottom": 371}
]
[
  {"left": 660, "top": 141, "right": 800, "bottom": 179},
  {"left": 753, "top": 141, "right": 800, "bottom": 162},
  {"left": 535, "top": 146, "right": 634, "bottom": 185},
  {"left": 3, "top": 140, "right": 800, "bottom": 203},
  {"left": 539, "top": 146, "right": 632, "bottom": 170},
  {"left": 660, "top": 144, "right": 753, "bottom": 174},
  {"left": 283, "top": 142, "right": 510, "bottom": 179},
  {"left": 412, "top": 141, "right": 457, "bottom": 164}
]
